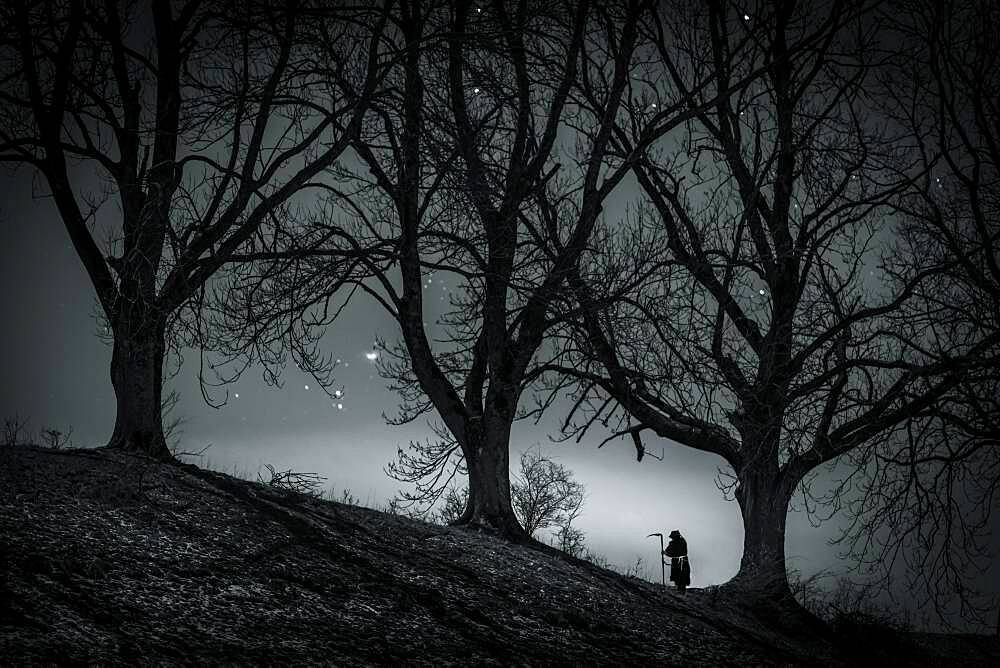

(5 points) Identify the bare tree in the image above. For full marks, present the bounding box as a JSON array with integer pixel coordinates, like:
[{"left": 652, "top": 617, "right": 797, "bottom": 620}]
[
  {"left": 828, "top": 0, "right": 1000, "bottom": 630},
  {"left": 512, "top": 448, "right": 585, "bottom": 537},
  {"left": 229, "top": 0, "right": 694, "bottom": 539},
  {"left": 0, "top": 0, "right": 390, "bottom": 457},
  {"left": 378, "top": 0, "right": 653, "bottom": 539},
  {"left": 553, "top": 522, "right": 588, "bottom": 558},
  {"left": 547, "top": 0, "right": 971, "bottom": 601},
  {"left": 435, "top": 448, "right": 585, "bottom": 541},
  {"left": 436, "top": 485, "right": 471, "bottom": 526}
]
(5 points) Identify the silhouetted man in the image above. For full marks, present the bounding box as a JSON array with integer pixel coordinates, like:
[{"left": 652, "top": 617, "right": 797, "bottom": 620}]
[{"left": 663, "top": 529, "right": 691, "bottom": 593}]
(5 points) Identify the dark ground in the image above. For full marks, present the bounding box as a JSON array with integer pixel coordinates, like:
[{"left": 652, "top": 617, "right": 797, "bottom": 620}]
[{"left": 1, "top": 445, "right": 998, "bottom": 666}]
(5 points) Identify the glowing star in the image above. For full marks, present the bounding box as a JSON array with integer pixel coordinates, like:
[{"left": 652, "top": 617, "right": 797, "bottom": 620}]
[
  {"left": 304, "top": 385, "right": 310, "bottom": 390},
  {"left": 473, "top": 87, "right": 480, "bottom": 94},
  {"left": 744, "top": 13, "right": 750, "bottom": 20},
  {"left": 336, "top": 358, "right": 341, "bottom": 364},
  {"left": 334, "top": 390, "right": 342, "bottom": 398},
  {"left": 234, "top": 393, "right": 240, "bottom": 399},
  {"left": 759, "top": 289, "right": 766, "bottom": 295},
  {"left": 365, "top": 351, "right": 378, "bottom": 361},
  {"left": 337, "top": 403, "right": 344, "bottom": 410}
]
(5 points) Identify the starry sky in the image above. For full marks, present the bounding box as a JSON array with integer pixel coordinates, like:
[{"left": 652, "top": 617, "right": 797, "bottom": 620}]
[{"left": 0, "top": 160, "right": 863, "bottom": 598}]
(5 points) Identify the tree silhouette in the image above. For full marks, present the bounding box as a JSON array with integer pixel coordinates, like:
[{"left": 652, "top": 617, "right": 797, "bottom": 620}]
[
  {"left": 225, "top": 0, "right": 688, "bottom": 538},
  {"left": 436, "top": 448, "right": 584, "bottom": 541},
  {"left": 832, "top": 0, "right": 1000, "bottom": 629},
  {"left": 548, "top": 0, "right": 971, "bottom": 600},
  {"left": 511, "top": 448, "right": 585, "bottom": 538},
  {"left": 0, "top": 0, "right": 389, "bottom": 457}
]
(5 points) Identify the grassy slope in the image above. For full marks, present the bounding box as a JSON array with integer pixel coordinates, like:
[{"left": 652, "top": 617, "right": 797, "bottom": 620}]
[{"left": 1, "top": 446, "right": 997, "bottom": 666}]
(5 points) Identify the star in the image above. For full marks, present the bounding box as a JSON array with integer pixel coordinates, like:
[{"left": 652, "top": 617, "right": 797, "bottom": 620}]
[
  {"left": 744, "top": 13, "right": 750, "bottom": 20},
  {"left": 334, "top": 390, "right": 342, "bottom": 398},
  {"left": 337, "top": 403, "right": 344, "bottom": 410},
  {"left": 759, "top": 289, "right": 766, "bottom": 295},
  {"left": 365, "top": 351, "right": 378, "bottom": 361},
  {"left": 304, "top": 385, "right": 310, "bottom": 390},
  {"left": 234, "top": 393, "right": 239, "bottom": 398},
  {"left": 473, "top": 87, "right": 480, "bottom": 94}
]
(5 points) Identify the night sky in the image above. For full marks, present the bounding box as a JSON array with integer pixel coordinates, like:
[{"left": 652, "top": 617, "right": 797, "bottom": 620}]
[
  {"left": 2, "top": 156, "right": 865, "bottom": 599},
  {"left": 2, "top": 2, "right": 997, "bottom": 629}
]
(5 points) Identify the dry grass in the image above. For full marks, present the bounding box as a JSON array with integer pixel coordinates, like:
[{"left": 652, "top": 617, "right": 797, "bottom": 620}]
[{"left": 1, "top": 445, "right": 997, "bottom": 666}]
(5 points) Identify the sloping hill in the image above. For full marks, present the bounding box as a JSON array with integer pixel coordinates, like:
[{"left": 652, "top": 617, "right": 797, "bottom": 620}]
[{"left": 1, "top": 446, "right": 996, "bottom": 666}]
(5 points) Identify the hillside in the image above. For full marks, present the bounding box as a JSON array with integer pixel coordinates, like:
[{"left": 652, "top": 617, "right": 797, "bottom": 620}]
[{"left": 1, "top": 446, "right": 997, "bottom": 666}]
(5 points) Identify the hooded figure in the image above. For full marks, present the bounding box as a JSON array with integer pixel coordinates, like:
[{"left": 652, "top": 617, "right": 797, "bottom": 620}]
[{"left": 663, "top": 529, "right": 691, "bottom": 592}]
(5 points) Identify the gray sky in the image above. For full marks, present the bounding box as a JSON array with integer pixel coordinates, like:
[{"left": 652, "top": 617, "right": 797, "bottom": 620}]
[
  {"left": 0, "top": 164, "right": 853, "bottom": 594},
  {"left": 2, "top": 2, "right": 998, "bottom": 637}
]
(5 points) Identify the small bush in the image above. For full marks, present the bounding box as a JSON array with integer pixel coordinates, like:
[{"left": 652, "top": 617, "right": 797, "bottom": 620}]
[
  {"left": 40, "top": 427, "right": 73, "bottom": 450},
  {"left": 2, "top": 414, "right": 31, "bottom": 447},
  {"left": 552, "top": 524, "right": 587, "bottom": 558},
  {"left": 258, "top": 464, "right": 326, "bottom": 497},
  {"left": 325, "top": 487, "right": 358, "bottom": 505},
  {"left": 583, "top": 550, "right": 612, "bottom": 570}
]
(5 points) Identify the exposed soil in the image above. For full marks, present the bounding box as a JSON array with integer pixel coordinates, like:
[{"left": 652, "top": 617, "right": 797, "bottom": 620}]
[{"left": 2, "top": 446, "right": 997, "bottom": 666}]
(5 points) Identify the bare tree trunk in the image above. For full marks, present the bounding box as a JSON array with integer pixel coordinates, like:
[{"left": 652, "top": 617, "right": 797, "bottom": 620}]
[
  {"left": 730, "top": 465, "right": 796, "bottom": 599},
  {"left": 107, "top": 314, "right": 170, "bottom": 459},
  {"left": 458, "top": 420, "right": 528, "bottom": 541}
]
